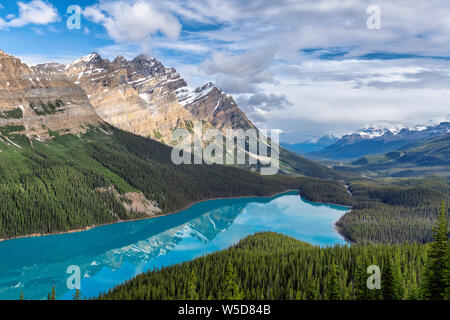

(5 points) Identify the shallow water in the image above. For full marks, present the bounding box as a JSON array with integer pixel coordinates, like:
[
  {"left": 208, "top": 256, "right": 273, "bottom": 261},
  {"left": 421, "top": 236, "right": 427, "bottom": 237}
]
[{"left": 0, "top": 191, "right": 348, "bottom": 300}]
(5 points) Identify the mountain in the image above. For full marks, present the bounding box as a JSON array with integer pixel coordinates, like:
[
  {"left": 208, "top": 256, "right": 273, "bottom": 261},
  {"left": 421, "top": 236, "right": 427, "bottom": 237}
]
[
  {"left": 0, "top": 49, "right": 347, "bottom": 240},
  {"left": 175, "top": 82, "right": 256, "bottom": 131},
  {"left": 281, "top": 134, "right": 339, "bottom": 154},
  {"left": 0, "top": 49, "right": 101, "bottom": 138},
  {"left": 307, "top": 122, "right": 450, "bottom": 160},
  {"left": 30, "top": 51, "right": 341, "bottom": 178},
  {"left": 338, "top": 134, "right": 450, "bottom": 178},
  {"left": 30, "top": 52, "right": 257, "bottom": 144},
  {"left": 44, "top": 53, "right": 194, "bottom": 142}
]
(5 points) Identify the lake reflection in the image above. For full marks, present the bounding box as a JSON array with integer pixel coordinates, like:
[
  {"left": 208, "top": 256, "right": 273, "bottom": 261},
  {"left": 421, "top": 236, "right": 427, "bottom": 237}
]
[{"left": 0, "top": 191, "right": 348, "bottom": 300}]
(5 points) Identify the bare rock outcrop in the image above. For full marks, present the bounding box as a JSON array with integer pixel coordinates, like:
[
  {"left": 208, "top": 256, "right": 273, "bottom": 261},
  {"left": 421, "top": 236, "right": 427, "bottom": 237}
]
[
  {"left": 64, "top": 53, "right": 194, "bottom": 143},
  {"left": 0, "top": 50, "right": 101, "bottom": 138}
]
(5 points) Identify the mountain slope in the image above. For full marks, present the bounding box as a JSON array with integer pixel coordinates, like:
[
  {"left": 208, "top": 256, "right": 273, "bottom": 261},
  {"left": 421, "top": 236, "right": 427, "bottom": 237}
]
[
  {"left": 339, "top": 134, "right": 450, "bottom": 177},
  {"left": 0, "top": 124, "right": 311, "bottom": 240}
]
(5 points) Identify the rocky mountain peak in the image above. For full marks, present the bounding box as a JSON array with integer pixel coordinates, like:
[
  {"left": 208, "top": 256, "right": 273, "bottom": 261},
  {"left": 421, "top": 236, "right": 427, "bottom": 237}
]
[
  {"left": 66, "top": 52, "right": 109, "bottom": 73},
  {"left": 0, "top": 49, "right": 101, "bottom": 138},
  {"left": 176, "top": 82, "right": 255, "bottom": 131},
  {"left": 130, "top": 54, "right": 167, "bottom": 78},
  {"left": 197, "top": 82, "right": 215, "bottom": 92},
  {"left": 112, "top": 55, "right": 128, "bottom": 65},
  {"left": 33, "top": 62, "right": 66, "bottom": 75},
  {"left": 0, "top": 50, "right": 33, "bottom": 79}
]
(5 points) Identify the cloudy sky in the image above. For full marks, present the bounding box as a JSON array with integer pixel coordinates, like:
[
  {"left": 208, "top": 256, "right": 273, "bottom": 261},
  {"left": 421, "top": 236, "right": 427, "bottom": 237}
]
[{"left": 1, "top": 0, "right": 449, "bottom": 142}]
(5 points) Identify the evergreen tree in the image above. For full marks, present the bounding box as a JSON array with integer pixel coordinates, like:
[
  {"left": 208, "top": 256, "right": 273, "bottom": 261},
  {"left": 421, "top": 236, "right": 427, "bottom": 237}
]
[
  {"left": 187, "top": 270, "right": 199, "bottom": 300},
  {"left": 382, "top": 254, "right": 404, "bottom": 300},
  {"left": 98, "top": 232, "right": 430, "bottom": 301},
  {"left": 50, "top": 286, "right": 56, "bottom": 300},
  {"left": 73, "top": 289, "right": 82, "bottom": 300},
  {"left": 328, "top": 262, "right": 341, "bottom": 300},
  {"left": 223, "top": 262, "right": 244, "bottom": 300},
  {"left": 304, "top": 268, "right": 316, "bottom": 300},
  {"left": 422, "top": 202, "right": 449, "bottom": 300},
  {"left": 446, "top": 241, "right": 450, "bottom": 300}
]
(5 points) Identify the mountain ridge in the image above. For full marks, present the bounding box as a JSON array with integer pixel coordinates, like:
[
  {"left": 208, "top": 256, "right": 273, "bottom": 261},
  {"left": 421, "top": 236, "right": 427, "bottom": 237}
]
[{"left": 305, "top": 122, "right": 450, "bottom": 160}]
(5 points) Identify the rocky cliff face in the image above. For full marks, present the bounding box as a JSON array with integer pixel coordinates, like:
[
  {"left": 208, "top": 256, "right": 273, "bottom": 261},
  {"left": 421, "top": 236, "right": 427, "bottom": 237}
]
[
  {"left": 176, "top": 82, "right": 256, "bottom": 131},
  {"left": 63, "top": 53, "right": 194, "bottom": 142},
  {"left": 62, "top": 52, "right": 256, "bottom": 143},
  {"left": 0, "top": 50, "right": 101, "bottom": 138}
]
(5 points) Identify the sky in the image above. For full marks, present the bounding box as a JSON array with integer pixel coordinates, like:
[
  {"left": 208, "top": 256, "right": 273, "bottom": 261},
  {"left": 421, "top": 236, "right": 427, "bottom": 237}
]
[{"left": 0, "top": 0, "right": 449, "bottom": 142}]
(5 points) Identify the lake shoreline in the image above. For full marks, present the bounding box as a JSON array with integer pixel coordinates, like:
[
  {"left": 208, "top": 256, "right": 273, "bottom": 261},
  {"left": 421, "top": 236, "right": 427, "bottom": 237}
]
[{"left": 0, "top": 189, "right": 303, "bottom": 243}]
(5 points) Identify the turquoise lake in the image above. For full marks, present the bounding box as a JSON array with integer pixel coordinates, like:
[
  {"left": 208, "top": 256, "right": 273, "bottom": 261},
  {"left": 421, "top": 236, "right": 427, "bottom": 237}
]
[{"left": 0, "top": 191, "right": 348, "bottom": 300}]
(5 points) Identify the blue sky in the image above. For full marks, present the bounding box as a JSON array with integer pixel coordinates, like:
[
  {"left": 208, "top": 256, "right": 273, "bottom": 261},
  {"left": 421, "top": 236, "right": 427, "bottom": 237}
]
[{"left": 1, "top": 0, "right": 450, "bottom": 142}]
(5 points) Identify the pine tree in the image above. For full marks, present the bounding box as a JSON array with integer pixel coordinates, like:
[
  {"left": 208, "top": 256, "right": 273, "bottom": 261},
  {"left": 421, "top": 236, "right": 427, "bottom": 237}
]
[
  {"left": 354, "top": 258, "right": 369, "bottom": 300},
  {"left": 328, "top": 262, "right": 341, "bottom": 300},
  {"left": 422, "top": 202, "right": 449, "bottom": 300},
  {"left": 50, "top": 286, "right": 56, "bottom": 300},
  {"left": 304, "top": 268, "right": 316, "bottom": 300},
  {"left": 223, "top": 262, "right": 244, "bottom": 300},
  {"left": 187, "top": 270, "right": 199, "bottom": 300},
  {"left": 73, "top": 289, "right": 82, "bottom": 300},
  {"left": 382, "top": 254, "right": 404, "bottom": 300},
  {"left": 446, "top": 238, "right": 450, "bottom": 300}
]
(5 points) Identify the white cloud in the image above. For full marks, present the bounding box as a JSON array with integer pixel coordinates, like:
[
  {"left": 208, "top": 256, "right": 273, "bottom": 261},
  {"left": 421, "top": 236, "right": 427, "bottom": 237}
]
[
  {"left": 82, "top": 0, "right": 450, "bottom": 139},
  {"left": 201, "top": 48, "right": 276, "bottom": 93},
  {"left": 0, "top": 0, "right": 59, "bottom": 29},
  {"left": 84, "top": 0, "right": 181, "bottom": 49},
  {"left": 167, "top": 0, "right": 450, "bottom": 56},
  {"left": 17, "top": 53, "right": 79, "bottom": 66},
  {"left": 256, "top": 76, "right": 450, "bottom": 141},
  {"left": 237, "top": 93, "right": 292, "bottom": 112}
]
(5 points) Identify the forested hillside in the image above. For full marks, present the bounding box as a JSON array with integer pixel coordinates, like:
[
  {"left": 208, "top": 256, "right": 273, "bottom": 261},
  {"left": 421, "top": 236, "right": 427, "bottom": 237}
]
[
  {"left": 334, "top": 135, "right": 450, "bottom": 178},
  {"left": 336, "top": 180, "right": 449, "bottom": 244},
  {"left": 0, "top": 124, "right": 344, "bottom": 240},
  {"left": 98, "top": 231, "right": 447, "bottom": 300}
]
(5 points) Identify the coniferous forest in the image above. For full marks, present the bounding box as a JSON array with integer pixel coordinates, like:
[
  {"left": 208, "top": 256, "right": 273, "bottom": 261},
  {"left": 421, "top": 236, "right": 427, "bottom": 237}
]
[
  {"left": 1, "top": 125, "right": 449, "bottom": 301},
  {"left": 98, "top": 204, "right": 449, "bottom": 300},
  {"left": 0, "top": 125, "right": 346, "bottom": 239}
]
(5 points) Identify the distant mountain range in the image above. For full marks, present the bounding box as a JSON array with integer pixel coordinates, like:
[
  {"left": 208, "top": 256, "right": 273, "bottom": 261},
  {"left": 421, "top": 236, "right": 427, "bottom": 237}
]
[
  {"left": 335, "top": 134, "right": 450, "bottom": 178},
  {"left": 281, "top": 134, "right": 339, "bottom": 154},
  {"left": 284, "top": 122, "right": 450, "bottom": 160}
]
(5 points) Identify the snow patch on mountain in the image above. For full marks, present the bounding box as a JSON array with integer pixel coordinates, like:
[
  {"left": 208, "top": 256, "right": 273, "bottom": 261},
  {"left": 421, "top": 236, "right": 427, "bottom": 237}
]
[{"left": 175, "top": 82, "right": 215, "bottom": 107}]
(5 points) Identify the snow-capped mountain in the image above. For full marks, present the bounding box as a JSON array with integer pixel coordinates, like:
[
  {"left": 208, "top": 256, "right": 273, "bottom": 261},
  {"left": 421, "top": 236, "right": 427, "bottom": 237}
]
[
  {"left": 176, "top": 82, "right": 256, "bottom": 131},
  {"left": 306, "top": 122, "right": 450, "bottom": 160},
  {"left": 352, "top": 123, "right": 449, "bottom": 140},
  {"left": 35, "top": 52, "right": 257, "bottom": 143},
  {"left": 281, "top": 134, "right": 339, "bottom": 154}
]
